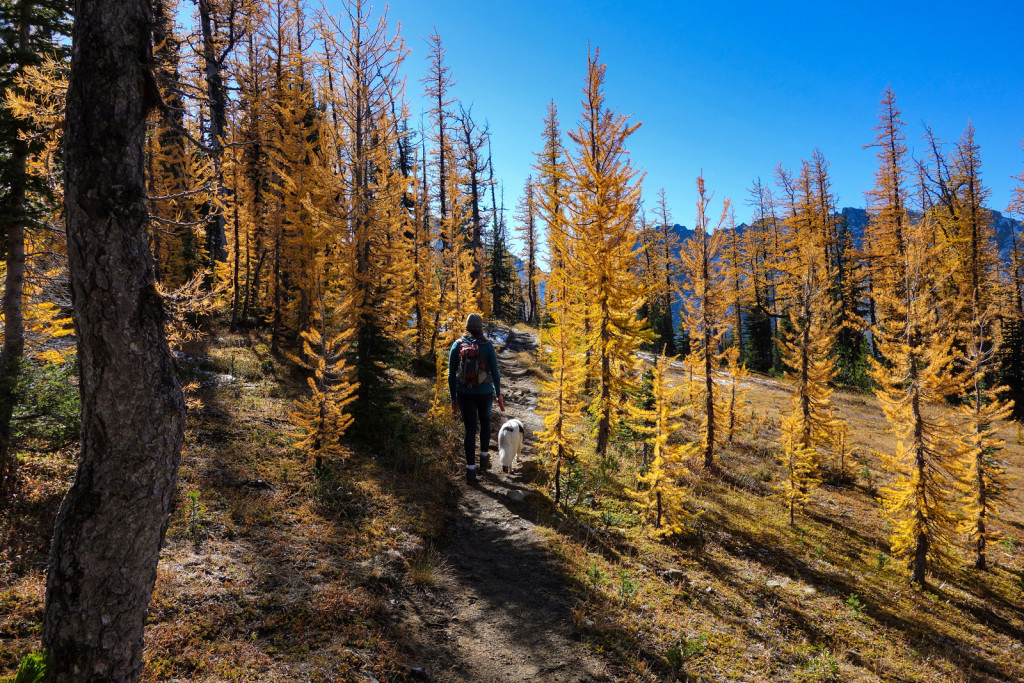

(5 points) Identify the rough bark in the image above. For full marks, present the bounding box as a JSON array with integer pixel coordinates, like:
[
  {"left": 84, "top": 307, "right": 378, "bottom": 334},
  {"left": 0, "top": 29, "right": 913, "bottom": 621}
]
[{"left": 42, "top": 1, "right": 186, "bottom": 679}]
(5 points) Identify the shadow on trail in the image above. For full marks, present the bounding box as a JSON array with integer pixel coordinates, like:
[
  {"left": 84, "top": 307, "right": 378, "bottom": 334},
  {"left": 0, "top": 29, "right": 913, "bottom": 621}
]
[{"left": 402, "top": 471, "right": 613, "bottom": 682}]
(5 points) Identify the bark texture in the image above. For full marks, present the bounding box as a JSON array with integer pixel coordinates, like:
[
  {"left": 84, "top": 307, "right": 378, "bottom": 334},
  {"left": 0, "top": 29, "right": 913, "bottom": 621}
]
[{"left": 42, "top": 1, "right": 186, "bottom": 680}]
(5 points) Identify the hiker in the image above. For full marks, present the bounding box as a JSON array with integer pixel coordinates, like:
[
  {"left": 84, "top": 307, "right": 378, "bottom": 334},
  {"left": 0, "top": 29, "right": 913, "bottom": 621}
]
[{"left": 448, "top": 313, "right": 502, "bottom": 483}]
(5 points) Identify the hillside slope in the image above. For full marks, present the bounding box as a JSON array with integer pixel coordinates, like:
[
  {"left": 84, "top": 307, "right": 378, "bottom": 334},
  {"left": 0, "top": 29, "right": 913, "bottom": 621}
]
[{"left": 3, "top": 328, "right": 1023, "bottom": 682}]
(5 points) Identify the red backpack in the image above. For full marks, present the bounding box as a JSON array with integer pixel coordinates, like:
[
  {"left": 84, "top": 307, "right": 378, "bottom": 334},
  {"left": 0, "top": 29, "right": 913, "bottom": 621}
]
[{"left": 456, "top": 337, "right": 491, "bottom": 387}]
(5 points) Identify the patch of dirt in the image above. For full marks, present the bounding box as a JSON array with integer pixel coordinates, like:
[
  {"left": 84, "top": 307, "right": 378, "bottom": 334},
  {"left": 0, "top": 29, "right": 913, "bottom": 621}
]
[{"left": 393, "top": 329, "right": 617, "bottom": 682}]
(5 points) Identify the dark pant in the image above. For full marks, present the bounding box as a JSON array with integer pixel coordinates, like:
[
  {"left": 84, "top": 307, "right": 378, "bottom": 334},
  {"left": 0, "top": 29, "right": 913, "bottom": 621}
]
[{"left": 457, "top": 392, "right": 492, "bottom": 466}]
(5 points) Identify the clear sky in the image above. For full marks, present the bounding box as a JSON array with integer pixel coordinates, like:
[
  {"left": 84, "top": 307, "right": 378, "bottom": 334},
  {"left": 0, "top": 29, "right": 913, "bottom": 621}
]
[{"left": 337, "top": 0, "right": 1024, "bottom": 227}]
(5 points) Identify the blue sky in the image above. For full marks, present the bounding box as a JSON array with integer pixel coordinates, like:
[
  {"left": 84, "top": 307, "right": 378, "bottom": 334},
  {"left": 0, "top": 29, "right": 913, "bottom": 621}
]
[{"left": 337, "top": 0, "right": 1024, "bottom": 227}]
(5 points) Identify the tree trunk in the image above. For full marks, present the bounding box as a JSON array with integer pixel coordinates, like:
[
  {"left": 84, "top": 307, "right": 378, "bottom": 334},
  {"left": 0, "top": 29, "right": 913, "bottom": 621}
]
[
  {"left": 0, "top": 0, "right": 32, "bottom": 495},
  {"left": 703, "top": 330, "right": 715, "bottom": 469},
  {"left": 198, "top": 0, "right": 227, "bottom": 264},
  {"left": 554, "top": 458, "right": 561, "bottom": 506},
  {"left": 42, "top": 2, "right": 186, "bottom": 679}
]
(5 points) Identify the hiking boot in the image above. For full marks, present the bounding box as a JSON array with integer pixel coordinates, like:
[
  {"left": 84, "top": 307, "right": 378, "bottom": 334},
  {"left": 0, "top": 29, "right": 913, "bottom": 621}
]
[
  {"left": 466, "top": 468, "right": 477, "bottom": 483},
  {"left": 479, "top": 454, "right": 491, "bottom": 471}
]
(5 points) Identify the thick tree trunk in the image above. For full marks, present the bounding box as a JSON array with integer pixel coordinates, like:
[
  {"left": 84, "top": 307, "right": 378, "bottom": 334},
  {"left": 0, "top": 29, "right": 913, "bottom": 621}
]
[{"left": 42, "top": 2, "right": 186, "bottom": 679}]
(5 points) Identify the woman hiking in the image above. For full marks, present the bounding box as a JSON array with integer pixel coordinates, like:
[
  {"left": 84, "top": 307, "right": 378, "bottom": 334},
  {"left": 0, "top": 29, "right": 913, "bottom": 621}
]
[{"left": 448, "top": 313, "right": 502, "bottom": 483}]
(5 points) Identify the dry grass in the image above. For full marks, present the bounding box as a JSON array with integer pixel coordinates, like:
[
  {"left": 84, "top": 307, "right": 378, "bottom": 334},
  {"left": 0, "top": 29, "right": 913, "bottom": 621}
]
[
  {"left": 0, "top": 330, "right": 461, "bottom": 682},
  {"left": 405, "top": 545, "right": 450, "bottom": 587},
  {"left": 524, "top": 370, "right": 1024, "bottom": 682},
  {"left": 3, "top": 330, "right": 1023, "bottom": 681}
]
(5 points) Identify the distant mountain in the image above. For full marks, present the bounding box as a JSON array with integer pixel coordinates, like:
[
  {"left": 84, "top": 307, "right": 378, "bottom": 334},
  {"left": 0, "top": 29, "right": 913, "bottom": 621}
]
[
  {"left": 512, "top": 255, "right": 547, "bottom": 304},
  {"left": 987, "top": 209, "right": 1022, "bottom": 256},
  {"left": 841, "top": 207, "right": 1021, "bottom": 256},
  {"left": 840, "top": 207, "right": 870, "bottom": 238},
  {"left": 669, "top": 223, "right": 694, "bottom": 244},
  {"left": 659, "top": 207, "right": 1022, "bottom": 328},
  {"left": 668, "top": 208, "right": 1022, "bottom": 258}
]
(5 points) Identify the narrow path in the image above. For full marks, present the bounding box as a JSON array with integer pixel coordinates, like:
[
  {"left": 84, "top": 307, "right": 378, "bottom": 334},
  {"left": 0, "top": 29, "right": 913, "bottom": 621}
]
[{"left": 394, "top": 329, "right": 615, "bottom": 682}]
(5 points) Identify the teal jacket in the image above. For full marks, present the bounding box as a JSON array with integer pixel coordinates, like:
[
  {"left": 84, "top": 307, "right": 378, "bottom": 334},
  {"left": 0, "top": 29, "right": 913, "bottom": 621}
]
[{"left": 448, "top": 334, "right": 501, "bottom": 400}]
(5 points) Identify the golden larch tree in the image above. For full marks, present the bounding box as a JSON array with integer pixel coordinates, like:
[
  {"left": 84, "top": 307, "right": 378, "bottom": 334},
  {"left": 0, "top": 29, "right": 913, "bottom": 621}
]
[
  {"left": 957, "top": 304, "right": 1013, "bottom": 570},
  {"left": 631, "top": 353, "right": 697, "bottom": 535},
  {"left": 678, "top": 175, "right": 729, "bottom": 468},
  {"left": 871, "top": 210, "right": 965, "bottom": 585},
  {"left": 289, "top": 291, "right": 358, "bottom": 461},
  {"left": 565, "top": 47, "right": 648, "bottom": 460},
  {"left": 318, "top": 0, "right": 414, "bottom": 428},
  {"left": 537, "top": 257, "right": 586, "bottom": 506}
]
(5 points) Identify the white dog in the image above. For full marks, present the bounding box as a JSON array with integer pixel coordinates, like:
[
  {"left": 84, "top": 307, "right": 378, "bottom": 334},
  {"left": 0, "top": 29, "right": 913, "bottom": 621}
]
[{"left": 497, "top": 418, "right": 525, "bottom": 474}]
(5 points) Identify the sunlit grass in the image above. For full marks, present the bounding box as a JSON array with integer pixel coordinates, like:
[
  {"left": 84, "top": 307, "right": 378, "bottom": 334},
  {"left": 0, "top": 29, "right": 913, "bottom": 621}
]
[{"left": 530, "top": 368, "right": 1024, "bottom": 681}]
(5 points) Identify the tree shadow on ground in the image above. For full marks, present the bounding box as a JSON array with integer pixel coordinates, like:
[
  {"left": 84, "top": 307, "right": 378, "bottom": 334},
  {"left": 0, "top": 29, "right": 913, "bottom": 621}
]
[{"left": 696, "top": 493, "right": 1022, "bottom": 682}]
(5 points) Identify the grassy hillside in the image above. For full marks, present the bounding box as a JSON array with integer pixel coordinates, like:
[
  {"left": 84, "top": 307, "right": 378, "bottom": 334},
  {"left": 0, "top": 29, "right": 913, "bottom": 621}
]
[
  {"left": 528, "top": 363, "right": 1024, "bottom": 681},
  {"left": 2, "top": 327, "right": 1023, "bottom": 682}
]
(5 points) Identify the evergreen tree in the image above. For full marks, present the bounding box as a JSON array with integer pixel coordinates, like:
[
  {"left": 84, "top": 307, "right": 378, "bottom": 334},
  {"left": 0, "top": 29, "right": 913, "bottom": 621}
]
[
  {"left": 722, "top": 206, "right": 746, "bottom": 353},
  {"left": 742, "top": 178, "right": 780, "bottom": 372},
  {"left": 1001, "top": 161, "right": 1024, "bottom": 418},
  {"left": 514, "top": 175, "right": 540, "bottom": 323},
  {"left": 652, "top": 189, "right": 681, "bottom": 354},
  {"left": 0, "top": 0, "right": 72, "bottom": 492}
]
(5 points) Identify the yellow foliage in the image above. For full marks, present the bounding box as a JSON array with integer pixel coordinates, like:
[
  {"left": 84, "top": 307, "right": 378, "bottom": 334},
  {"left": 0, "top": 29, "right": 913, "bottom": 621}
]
[
  {"left": 289, "top": 302, "right": 358, "bottom": 460},
  {"left": 776, "top": 411, "right": 820, "bottom": 526},
  {"left": 538, "top": 252, "right": 587, "bottom": 502},
  {"left": 630, "top": 354, "right": 697, "bottom": 536},
  {"left": 678, "top": 175, "right": 730, "bottom": 468},
  {"left": 157, "top": 272, "right": 222, "bottom": 350},
  {"left": 564, "top": 48, "right": 650, "bottom": 459},
  {"left": 870, "top": 214, "right": 965, "bottom": 583},
  {"left": 957, "top": 305, "right": 1013, "bottom": 569},
  {"left": 24, "top": 301, "right": 73, "bottom": 363}
]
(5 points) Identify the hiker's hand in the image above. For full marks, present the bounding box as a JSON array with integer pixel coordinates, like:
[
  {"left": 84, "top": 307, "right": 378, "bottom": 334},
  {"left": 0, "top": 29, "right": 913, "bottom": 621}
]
[
  {"left": 452, "top": 400, "right": 460, "bottom": 416},
  {"left": 497, "top": 395, "right": 505, "bottom": 413}
]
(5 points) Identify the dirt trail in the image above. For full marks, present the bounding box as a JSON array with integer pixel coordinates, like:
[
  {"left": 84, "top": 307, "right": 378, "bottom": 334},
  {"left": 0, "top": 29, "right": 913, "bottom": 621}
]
[{"left": 393, "top": 329, "right": 616, "bottom": 682}]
